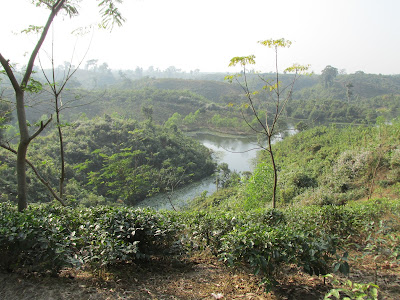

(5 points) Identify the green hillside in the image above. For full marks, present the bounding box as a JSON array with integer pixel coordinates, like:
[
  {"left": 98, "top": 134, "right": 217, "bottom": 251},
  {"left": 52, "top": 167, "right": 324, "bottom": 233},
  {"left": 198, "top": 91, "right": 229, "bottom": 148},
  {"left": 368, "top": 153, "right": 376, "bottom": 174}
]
[{"left": 0, "top": 116, "right": 215, "bottom": 206}]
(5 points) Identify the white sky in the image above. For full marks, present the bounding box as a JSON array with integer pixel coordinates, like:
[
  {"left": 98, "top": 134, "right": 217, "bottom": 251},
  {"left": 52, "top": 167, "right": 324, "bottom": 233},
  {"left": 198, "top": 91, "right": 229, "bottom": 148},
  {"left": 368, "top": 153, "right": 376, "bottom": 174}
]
[{"left": 1, "top": 0, "right": 400, "bottom": 74}]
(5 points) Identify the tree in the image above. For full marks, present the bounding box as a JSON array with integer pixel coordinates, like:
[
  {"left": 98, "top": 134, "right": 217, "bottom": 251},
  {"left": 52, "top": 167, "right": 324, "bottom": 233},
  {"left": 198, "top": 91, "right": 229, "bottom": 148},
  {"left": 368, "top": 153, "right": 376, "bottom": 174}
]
[
  {"left": 345, "top": 82, "right": 354, "bottom": 103},
  {"left": 321, "top": 65, "right": 338, "bottom": 88},
  {"left": 85, "top": 59, "right": 99, "bottom": 71},
  {"left": 141, "top": 104, "right": 153, "bottom": 123},
  {"left": 134, "top": 66, "right": 143, "bottom": 78},
  {"left": 38, "top": 32, "right": 91, "bottom": 200},
  {"left": 227, "top": 39, "right": 309, "bottom": 208},
  {"left": 0, "top": 0, "right": 125, "bottom": 211}
]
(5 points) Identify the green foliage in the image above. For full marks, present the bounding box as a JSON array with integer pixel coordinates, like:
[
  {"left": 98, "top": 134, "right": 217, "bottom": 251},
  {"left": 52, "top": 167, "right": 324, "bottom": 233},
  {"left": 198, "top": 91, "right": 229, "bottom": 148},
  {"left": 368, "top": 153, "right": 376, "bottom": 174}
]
[
  {"left": 20, "top": 25, "right": 44, "bottom": 35},
  {"left": 165, "top": 112, "right": 183, "bottom": 128},
  {"left": 22, "top": 78, "right": 43, "bottom": 93},
  {"left": 1, "top": 115, "right": 215, "bottom": 205},
  {"left": 0, "top": 99, "right": 13, "bottom": 141},
  {"left": 228, "top": 55, "right": 256, "bottom": 67},
  {"left": 258, "top": 38, "right": 292, "bottom": 48},
  {"left": 31, "top": 0, "right": 125, "bottom": 28},
  {"left": 186, "top": 199, "right": 400, "bottom": 285},
  {"left": 242, "top": 160, "right": 274, "bottom": 209},
  {"left": 1, "top": 198, "right": 398, "bottom": 287},
  {"left": 324, "top": 274, "right": 379, "bottom": 300},
  {"left": 360, "top": 218, "right": 400, "bottom": 284},
  {"left": 0, "top": 203, "right": 182, "bottom": 274},
  {"left": 270, "top": 120, "right": 400, "bottom": 205}
]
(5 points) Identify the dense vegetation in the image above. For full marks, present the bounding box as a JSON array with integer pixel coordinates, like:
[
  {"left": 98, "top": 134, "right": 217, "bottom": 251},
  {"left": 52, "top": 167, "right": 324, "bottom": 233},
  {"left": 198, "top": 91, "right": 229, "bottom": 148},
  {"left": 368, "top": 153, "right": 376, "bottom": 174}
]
[
  {"left": 275, "top": 119, "right": 400, "bottom": 205},
  {"left": 1, "top": 198, "right": 399, "bottom": 292},
  {"left": 190, "top": 119, "right": 400, "bottom": 212},
  {"left": 3, "top": 68, "right": 400, "bottom": 137},
  {"left": 0, "top": 116, "right": 215, "bottom": 206},
  {"left": 2, "top": 115, "right": 399, "bottom": 294}
]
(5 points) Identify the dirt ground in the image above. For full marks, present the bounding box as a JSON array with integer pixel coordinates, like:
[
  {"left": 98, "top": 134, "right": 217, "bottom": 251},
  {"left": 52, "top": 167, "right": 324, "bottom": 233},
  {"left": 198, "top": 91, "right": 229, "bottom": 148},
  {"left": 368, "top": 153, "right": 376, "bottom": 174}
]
[{"left": 0, "top": 251, "right": 399, "bottom": 300}]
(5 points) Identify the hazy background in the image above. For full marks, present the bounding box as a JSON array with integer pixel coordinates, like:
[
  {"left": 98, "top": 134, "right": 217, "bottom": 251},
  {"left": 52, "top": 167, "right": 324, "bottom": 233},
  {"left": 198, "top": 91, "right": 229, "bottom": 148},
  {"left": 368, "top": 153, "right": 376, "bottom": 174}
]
[{"left": 1, "top": 0, "right": 400, "bottom": 74}]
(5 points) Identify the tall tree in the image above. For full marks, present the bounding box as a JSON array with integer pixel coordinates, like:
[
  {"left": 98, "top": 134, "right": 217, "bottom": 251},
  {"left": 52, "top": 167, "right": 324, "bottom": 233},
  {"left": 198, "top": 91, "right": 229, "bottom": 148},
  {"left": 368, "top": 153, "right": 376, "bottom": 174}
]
[
  {"left": 321, "top": 65, "right": 338, "bottom": 88},
  {"left": 227, "top": 39, "right": 309, "bottom": 208},
  {"left": 0, "top": 0, "right": 125, "bottom": 211}
]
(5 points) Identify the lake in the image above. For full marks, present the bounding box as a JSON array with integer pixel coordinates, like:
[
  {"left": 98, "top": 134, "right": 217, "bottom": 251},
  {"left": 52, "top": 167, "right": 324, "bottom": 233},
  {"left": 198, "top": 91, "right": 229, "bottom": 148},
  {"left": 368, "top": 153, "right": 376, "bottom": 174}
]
[
  {"left": 135, "top": 132, "right": 261, "bottom": 210},
  {"left": 135, "top": 127, "right": 297, "bottom": 210}
]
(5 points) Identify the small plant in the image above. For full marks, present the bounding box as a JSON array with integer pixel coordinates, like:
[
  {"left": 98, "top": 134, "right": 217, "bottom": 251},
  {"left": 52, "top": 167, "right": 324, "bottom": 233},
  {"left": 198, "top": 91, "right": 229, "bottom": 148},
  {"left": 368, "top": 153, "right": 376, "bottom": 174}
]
[
  {"left": 361, "top": 219, "right": 400, "bottom": 284},
  {"left": 324, "top": 274, "right": 379, "bottom": 300}
]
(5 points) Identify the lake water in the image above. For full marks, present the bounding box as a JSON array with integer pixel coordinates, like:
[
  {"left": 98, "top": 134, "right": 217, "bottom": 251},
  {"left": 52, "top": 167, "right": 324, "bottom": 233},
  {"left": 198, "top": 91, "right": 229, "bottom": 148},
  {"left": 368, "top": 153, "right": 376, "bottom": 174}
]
[
  {"left": 136, "top": 125, "right": 298, "bottom": 210},
  {"left": 193, "top": 132, "right": 261, "bottom": 173},
  {"left": 135, "top": 132, "right": 261, "bottom": 210}
]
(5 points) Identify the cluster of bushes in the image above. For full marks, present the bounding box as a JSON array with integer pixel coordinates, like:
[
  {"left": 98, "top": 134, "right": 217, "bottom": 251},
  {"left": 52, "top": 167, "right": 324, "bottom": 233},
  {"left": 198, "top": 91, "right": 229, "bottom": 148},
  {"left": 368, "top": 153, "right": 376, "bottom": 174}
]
[
  {"left": 269, "top": 120, "right": 400, "bottom": 205},
  {"left": 0, "top": 203, "right": 182, "bottom": 274},
  {"left": 185, "top": 199, "right": 400, "bottom": 282},
  {"left": 2, "top": 199, "right": 398, "bottom": 284}
]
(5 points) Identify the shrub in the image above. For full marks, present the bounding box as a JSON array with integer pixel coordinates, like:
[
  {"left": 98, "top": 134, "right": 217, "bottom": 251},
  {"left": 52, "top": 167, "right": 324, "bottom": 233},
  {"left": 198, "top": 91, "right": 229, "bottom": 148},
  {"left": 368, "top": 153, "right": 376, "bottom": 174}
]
[
  {"left": 0, "top": 203, "right": 183, "bottom": 274},
  {"left": 243, "top": 161, "right": 274, "bottom": 209}
]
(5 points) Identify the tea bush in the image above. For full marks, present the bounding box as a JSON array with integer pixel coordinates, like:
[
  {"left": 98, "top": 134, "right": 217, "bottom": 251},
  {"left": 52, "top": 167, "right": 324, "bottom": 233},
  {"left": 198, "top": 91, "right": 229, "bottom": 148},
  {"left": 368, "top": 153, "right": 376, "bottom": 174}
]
[
  {"left": 185, "top": 199, "right": 400, "bottom": 283},
  {"left": 267, "top": 120, "right": 400, "bottom": 205},
  {"left": 0, "top": 203, "right": 82, "bottom": 273},
  {"left": 0, "top": 203, "right": 182, "bottom": 273},
  {"left": 1, "top": 198, "right": 399, "bottom": 285}
]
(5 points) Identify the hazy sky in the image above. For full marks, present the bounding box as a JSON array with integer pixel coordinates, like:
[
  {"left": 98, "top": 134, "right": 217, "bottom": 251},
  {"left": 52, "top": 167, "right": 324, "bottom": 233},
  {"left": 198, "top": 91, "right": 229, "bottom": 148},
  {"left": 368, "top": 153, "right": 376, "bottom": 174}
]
[{"left": 1, "top": 0, "right": 400, "bottom": 74}]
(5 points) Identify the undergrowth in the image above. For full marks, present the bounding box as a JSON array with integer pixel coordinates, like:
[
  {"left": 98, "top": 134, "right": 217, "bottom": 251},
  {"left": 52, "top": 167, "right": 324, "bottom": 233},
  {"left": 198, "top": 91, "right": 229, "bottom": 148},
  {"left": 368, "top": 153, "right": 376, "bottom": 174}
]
[{"left": 1, "top": 198, "right": 399, "bottom": 289}]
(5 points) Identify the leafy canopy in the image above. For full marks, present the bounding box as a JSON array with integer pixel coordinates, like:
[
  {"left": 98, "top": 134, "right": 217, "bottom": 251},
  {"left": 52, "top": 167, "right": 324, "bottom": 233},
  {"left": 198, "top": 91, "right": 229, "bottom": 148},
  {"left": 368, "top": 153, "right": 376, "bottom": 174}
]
[
  {"left": 258, "top": 38, "right": 292, "bottom": 48},
  {"left": 30, "top": 0, "right": 125, "bottom": 29}
]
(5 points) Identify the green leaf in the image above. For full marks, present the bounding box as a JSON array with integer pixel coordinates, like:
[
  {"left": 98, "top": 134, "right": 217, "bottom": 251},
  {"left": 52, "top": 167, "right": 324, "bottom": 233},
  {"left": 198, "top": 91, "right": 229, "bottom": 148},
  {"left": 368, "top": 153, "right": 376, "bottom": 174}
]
[
  {"left": 20, "top": 25, "right": 44, "bottom": 35},
  {"left": 22, "top": 78, "right": 43, "bottom": 93},
  {"left": 258, "top": 38, "right": 292, "bottom": 48},
  {"left": 228, "top": 55, "right": 256, "bottom": 67},
  {"left": 370, "top": 287, "right": 378, "bottom": 299}
]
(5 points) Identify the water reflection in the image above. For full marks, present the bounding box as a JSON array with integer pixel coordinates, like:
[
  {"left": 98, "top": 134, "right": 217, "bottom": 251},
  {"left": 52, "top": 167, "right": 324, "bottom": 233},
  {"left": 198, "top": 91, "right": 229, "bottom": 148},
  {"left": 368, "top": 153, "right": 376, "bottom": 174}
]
[
  {"left": 136, "top": 127, "right": 297, "bottom": 210},
  {"left": 193, "top": 133, "right": 260, "bottom": 173},
  {"left": 136, "top": 133, "right": 260, "bottom": 210}
]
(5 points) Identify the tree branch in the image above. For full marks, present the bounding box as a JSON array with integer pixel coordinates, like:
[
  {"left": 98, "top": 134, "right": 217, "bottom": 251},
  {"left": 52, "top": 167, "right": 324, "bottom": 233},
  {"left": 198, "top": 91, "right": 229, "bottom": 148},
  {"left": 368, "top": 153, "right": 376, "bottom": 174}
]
[
  {"left": 236, "top": 69, "right": 269, "bottom": 134},
  {"left": 21, "top": 0, "right": 66, "bottom": 88},
  {"left": 29, "top": 116, "right": 53, "bottom": 142},
  {"left": 239, "top": 106, "right": 265, "bottom": 135},
  {"left": 0, "top": 54, "right": 20, "bottom": 92},
  {"left": 0, "top": 143, "right": 66, "bottom": 206}
]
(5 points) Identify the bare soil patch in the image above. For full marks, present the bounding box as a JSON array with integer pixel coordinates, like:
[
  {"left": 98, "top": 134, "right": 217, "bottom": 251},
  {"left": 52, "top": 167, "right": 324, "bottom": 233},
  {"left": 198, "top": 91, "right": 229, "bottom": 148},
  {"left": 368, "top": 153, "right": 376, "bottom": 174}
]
[{"left": 1, "top": 250, "right": 399, "bottom": 299}]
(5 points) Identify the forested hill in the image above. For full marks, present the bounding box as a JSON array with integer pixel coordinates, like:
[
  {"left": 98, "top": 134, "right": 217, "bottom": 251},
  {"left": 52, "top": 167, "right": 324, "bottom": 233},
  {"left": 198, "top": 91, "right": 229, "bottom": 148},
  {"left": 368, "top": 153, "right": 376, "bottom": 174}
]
[
  {"left": 128, "top": 78, "right": 244, "bottom": 104},
  {"left": 0, "top": 116, "right": 216, "bottom": 206},
  {"left": 2, "top": 67, "right": 400, "bottom": 135}
]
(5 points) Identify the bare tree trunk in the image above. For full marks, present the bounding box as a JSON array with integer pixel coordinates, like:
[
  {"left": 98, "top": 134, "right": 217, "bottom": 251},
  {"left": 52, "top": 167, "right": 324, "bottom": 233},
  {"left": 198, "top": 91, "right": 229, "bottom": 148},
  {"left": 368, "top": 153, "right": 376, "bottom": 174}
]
[
  {"left": 17, "top": 141, "right": 29, "bottom": 211},
  {"left": 15, "top": 91, "right": 30, "bottom": 211},
  {"left": 58, "top": 125, "right": 65, "bottom": 199},
  {"left": 267, "top": 135, "right": 277, "bottom": 209},
  {"left": 55, "top": 94, "right": 66, "bottom": 199}
]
